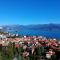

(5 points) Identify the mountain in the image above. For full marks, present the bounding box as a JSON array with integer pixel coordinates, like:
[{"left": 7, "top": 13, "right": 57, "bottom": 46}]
[
  {"left": 26, "top": 23, "right": 60, "bottom": 31},
  {"left": 1, "top": 23, "right": 60, "bottom": 33}
]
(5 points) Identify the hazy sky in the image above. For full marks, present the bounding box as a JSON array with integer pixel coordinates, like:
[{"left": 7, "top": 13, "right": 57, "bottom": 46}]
[{"left": 0, "top": 0, "right": 60, "bottom": 25}]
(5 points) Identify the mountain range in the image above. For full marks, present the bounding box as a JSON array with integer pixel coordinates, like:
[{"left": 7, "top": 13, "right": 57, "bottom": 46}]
[{"left": 0, "top": 23, "right": 60, "bottom": 32}]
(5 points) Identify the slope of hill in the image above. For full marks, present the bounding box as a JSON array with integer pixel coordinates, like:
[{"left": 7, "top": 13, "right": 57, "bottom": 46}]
[{"left": 1, "top": 23, "right": 60, "bottom": 33}]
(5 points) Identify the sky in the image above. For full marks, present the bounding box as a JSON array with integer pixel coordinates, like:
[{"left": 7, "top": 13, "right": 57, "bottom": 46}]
[{"left": 0, "top": 0, "right": 60, "bottom": 25}]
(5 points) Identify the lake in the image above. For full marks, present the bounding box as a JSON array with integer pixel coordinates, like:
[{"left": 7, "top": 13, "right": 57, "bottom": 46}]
[{"left": 9, "top": 29, "right": 60, "bottom": 40}]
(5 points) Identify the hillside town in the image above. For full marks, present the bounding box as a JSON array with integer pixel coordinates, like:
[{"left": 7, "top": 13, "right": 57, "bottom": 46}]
[
  {"left": 0, "top": 32, "right": 60, "bottom": 60},
  {"left": 0, "top": 0, "right": 60, "bottom": 60}
]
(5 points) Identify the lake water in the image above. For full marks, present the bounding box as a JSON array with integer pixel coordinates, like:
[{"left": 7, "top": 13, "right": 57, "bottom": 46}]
[{"left": 10, "top": 29, "right": 60, "bottom": 40}]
